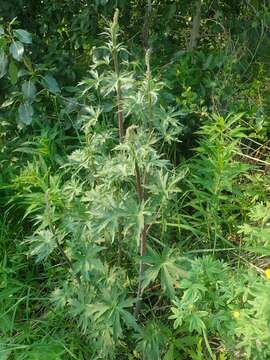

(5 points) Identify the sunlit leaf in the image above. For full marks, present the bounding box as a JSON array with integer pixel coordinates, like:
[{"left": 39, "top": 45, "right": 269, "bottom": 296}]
[
  {"left": 22, "top": 80, "right": 37, "bottom": 101},
  {"left": 0, "top": 51, "right": 8, "bottom": 79},
  {"left": 14, "top": 29, "right": 32, "bottom": 44},
  {"left": 18, "top": 102, "right": 34, "bottom": 125},
  {"left": 42, "top": 73, "right": 60, "bottom": 94},
  {"left": 9, "top": 41, "right": 24, "bottom": 61}
]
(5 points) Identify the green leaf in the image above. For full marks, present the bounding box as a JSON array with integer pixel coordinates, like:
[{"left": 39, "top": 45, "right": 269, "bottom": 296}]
[
  {"left": 0, "top": 26, "right": 4, "bottom": 36},
  {"left": 9, "top": 41, "right": 24, "bottom": 61},
  {"left": 14, "top": 29, "right": 32, "bottom": 44},
  {"left": 120, "top": 308, "right": 140, "bottom": 332},
  {"left": 244, "top": 246, "right": 270, "bottom": 256},
  {"left": 87, "top": 303, "right": 109, "bottom": 321},
  {"left": 0, "top": 349, "right": 12, "bottom": 360},
  {"left": 188, "top": 313, "right": 206, "bottom": 334},
  {"left": 8, "top": 61, "right": 18, "bottom": 85},
  {"left": 142, "top": 267, "right": 160, "bottom": 291},
  {"left": 164, "top": 343, "right": 175, "bottom": 360},
  {"left": 1, "top": 99, "right": 14, "bottom": 108},
  {"left": 161, "top": 266, "right": 175, "bottom": 299},
  {"left": 17, "top": 68, "right": 28, "bottom": 78},
  {"left": 0, "top": 52, "right": 8, "bottom": 79},
  {"left": 142, "top": 247, "right": 186, "bottom": 298},
  {"left": 26, "top": 342, "right": 65, "bottom": 360},
  {"left": 42, "top": 74, "right": 60, "bottom": 94},
  {"left": 22, "top": 80, "right": 37, "bottom": 101},
  {"left": 25, "top": 230, "right": 57, "bottom": 262},
  {"left": 18, "top": 102, "right": 34, "bottom": 125}
]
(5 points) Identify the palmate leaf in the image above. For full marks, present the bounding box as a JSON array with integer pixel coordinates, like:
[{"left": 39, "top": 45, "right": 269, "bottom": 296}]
[
  {"left": 121, "top": 197, "right": 150, "bottom": 246},
  {"left": 73, "top": 243, "right": 105, "bottom": 280},
  {"left": 25, "top": 229, "right": 57, "bottom": 262},
  {"left": 87, "top": 303, "right": 109, "bottom": 322},
  {"left": 188, "top": 312, "right": 207, "bottom": 334},
  {"left": 169, "top": 299, "right": 207, "bottom": 335},
  {"left": 146, "top": 168, "right": 186, "bottom": 201},
  {"left": 91, "top": 201, "right": 123, "bottom": 242},
  {"left": 142, "top": 247, "right": 187, "bottom": 298},
  {"left": 89, "top": 190, "right": 148, "bottom": 245},
  {"left": 87, "top": 291, "right": 138, "bottom": 340},
  {"left": 135, "top": 321, "right": 168, "bottom": 360},
  {"left": 152, "top": 106, "right": 184, "bottom": 144}
]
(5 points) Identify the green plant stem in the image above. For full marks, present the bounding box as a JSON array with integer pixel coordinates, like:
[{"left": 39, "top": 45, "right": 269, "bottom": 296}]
[
  {"left": 202, "top": 329, "right": 215, "bottom": 360},
  {"left": 134, "top": 49, "right": 153, "bottom": 317},
  {"left": 112, "top": 9, "right": 124, "bottom": 142},
  {"left": 113, "top": 52, "right": 124, "bottom": 142},
  {"left": 134, "top": 159, "right": 147, "bottom": 318},
  {"left": 135, "top": 160, "right": 144, "bottom": 203}
]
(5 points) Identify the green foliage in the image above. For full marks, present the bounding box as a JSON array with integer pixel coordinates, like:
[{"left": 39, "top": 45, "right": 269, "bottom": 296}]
[
  {"left": 135, "top": 321, "right": 170, "bottom": 360},
  {"left": 178, "top": 113, "right": 250, "bottom": 248},
  {"left": 142, "top": 247, "right": 187, "bottom": 299},
  {"left": 1, "top": 3, "right": 270, "bottom": 360},
  {"left": 239, "top": 202, "right": 270, "bottom": 261},
  {"left": 235, "top": 281, "right": 270, "bottom": 359}
]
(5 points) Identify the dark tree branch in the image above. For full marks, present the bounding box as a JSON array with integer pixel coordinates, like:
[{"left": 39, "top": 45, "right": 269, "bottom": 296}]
[
  {"left": 188, "top": 0, "right": 202, "bottom": 50},
  {"left": 142, "top": 0, "right": 152, "bottom": 49}
]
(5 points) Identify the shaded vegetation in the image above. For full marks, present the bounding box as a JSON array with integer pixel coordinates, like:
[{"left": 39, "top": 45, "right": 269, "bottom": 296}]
[{"left": 1, "top": 1, "right": 270, "bottom": 359}]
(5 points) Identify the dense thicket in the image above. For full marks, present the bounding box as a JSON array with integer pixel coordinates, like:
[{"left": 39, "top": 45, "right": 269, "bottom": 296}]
[{"left": 1, "top": 1, "right": 270, "bottom": 359}]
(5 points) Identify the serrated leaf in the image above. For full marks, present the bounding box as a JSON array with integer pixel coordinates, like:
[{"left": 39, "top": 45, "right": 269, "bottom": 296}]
[
  {"left": 22, "top": 80, "right": 36, "bottom": 101},
  {"left": 8, "top": 61, "right": 18, "bottom": 85},
  {"left": 25, "top": 230, "right": 57, "bottom": 262},
  {"left": 0, "top": 51, "right": 8, "bottom": 79},
  {"left": 142, "top": 268, "right": 160, "bottom": 291},
  {"left": 14, "top": 29, "right": 32, "bottom": 44},
  {"left": 87, "top": 303, "right": 109, "bottom": 321},
  {"left": 120, "top": 308, "right": 140, "bottom": 332},
  {"left": 143, "top": 247, "right": 187, "bottom": 299},
  {"left": 42, "top": 74, "right": 60, "bottom": 94},
  {"left": 9, "top": 41, "right": 24, "bottom": 61},
  {"left": 18, "top": 102, "right": 34, "bottom": 125}
]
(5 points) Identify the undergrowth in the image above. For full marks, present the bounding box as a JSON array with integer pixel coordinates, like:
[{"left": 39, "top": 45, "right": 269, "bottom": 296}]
[{"left": 1, "top": 7, "right": 270, "bottom": 360}]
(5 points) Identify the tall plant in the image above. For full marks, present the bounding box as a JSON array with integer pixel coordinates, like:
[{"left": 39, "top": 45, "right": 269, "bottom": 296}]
[{"left": 13, "top": 9, "right": 185, "bottom": 358}]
